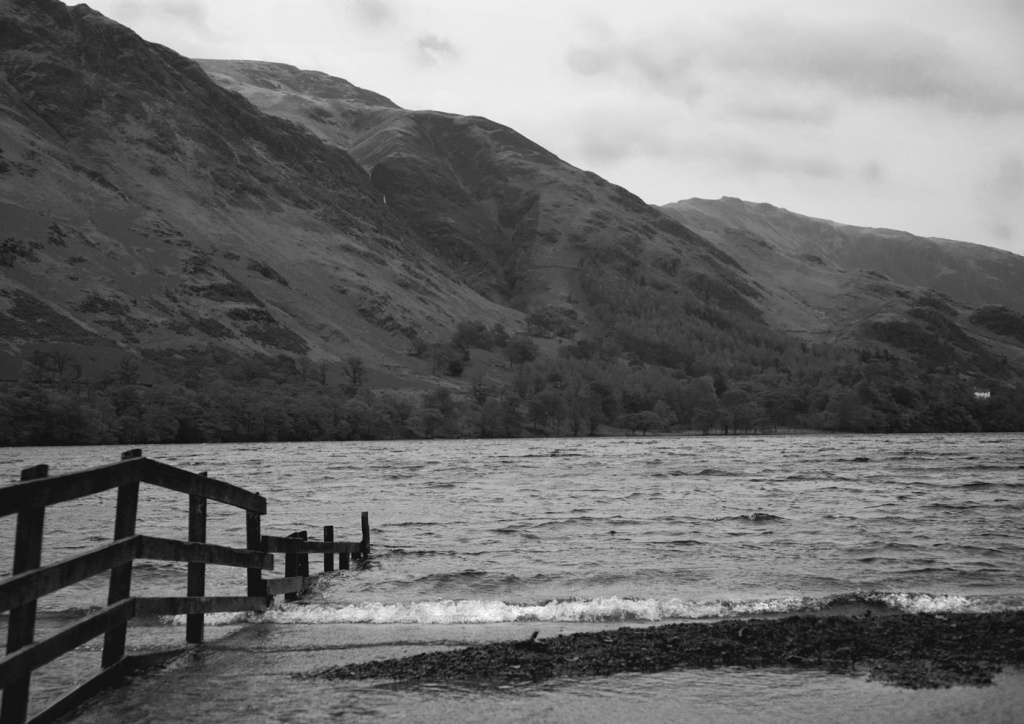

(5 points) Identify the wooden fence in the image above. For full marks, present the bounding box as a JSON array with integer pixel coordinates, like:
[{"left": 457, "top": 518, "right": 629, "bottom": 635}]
[{"left": 0, "top": 449, "right": 370, "bottom": 724}]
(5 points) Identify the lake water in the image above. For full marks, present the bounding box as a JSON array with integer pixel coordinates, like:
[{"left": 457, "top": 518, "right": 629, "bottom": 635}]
[{"left": 2, "top": 433, "right": 1023, "bottom": 722}]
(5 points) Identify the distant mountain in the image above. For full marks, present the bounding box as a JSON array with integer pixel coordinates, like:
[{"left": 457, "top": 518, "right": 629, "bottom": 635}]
[
  {"left": 198, "top": 59, "right": 743, "bottom": 323},
  {"left": 663, "top": 197, "right": 1024, "bottom": 313},
  {"left": 4, "top": 0, "right": 1024, "bottom": 444}
]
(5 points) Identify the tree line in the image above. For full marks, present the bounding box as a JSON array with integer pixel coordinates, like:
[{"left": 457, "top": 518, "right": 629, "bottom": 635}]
[{"left": 2, "top": 331, "right": 1023, "bottom": 447}]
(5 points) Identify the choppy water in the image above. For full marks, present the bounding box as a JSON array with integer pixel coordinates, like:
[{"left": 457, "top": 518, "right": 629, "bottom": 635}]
[{"left": 3, "top": 433, "right": 1024, "bottom": 721}]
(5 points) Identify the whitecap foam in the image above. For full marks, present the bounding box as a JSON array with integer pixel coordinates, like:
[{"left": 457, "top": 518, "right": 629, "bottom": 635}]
[
  {"left": 165, "top": 596, "right": 812, "bottom": 626},
  {"left": 871, "top": 592, "right": 1024, "bottom": 614},
  {"left": 162, "top": 592, "right": 1024, "bottom": 626}
]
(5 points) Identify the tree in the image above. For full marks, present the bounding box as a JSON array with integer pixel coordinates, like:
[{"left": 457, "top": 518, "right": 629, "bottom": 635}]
[
  {"left": 50, "top": 349, "right": 75, "bottom": 381},
  {"left": 505, "top": 335, "right": 538, "bottom": 365},
  {"left": 470, "top": 375, "right": 491, "bottom": 405},
  {"left": 491, "top": 323, "right": 510, "bottom": 348},
  {"left": 117, "top": 357, "right": 140, "bottom": 385},
  {"left": 452, "top": 319, "right": 493, "bottom": 351},
  {"left": 409, "top": 336, "right": 430, "bottom": 358},
  {"left": 27, "top": 350, "right": 51, "bottom": 383},
  {"left": 342, "top": 356, "right": 367, "bottom": 392},
  {"left": 445, "top": 357, "right": 465, "bottom": 377},
  {"left": 528, "top": 389, "right": 566, "bottom": 432},
  {"left": 429, "top": 344, "right": 461, "bottom": 376}
]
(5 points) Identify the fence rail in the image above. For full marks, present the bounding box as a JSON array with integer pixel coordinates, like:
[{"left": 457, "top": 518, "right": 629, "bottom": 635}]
[{"left": 0, "top": 449, "right": 370, "bottom": 724}]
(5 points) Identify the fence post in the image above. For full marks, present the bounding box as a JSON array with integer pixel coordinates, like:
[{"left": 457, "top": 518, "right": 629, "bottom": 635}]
[
  {"left": 323, "top": 525, "right": 335, "bottom": 572},
  {"left": 298, "top": 531, "right": 309, "bottom": 578},
  {"left": 102, "top": 450, "right": 140, "bottom": 668},
  {"left": 246, "top": 505, "right": 264, "bottom": 600},
  {"left": 360, "top": 511, "right": 370, "bottom": 560},
  {"left": 186, "top": 473, "right": 208, "bottom": 644},
  {"left": 284, "top": 531, "right": 301, "bottom": 602},
  {"left": 1, "top": 464, "right": 49, "bottom": 724}
]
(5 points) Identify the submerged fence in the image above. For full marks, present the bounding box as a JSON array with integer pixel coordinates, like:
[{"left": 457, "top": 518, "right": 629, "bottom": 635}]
[{"left": 0, "top": 449, "right": 369, "bottom": 724}]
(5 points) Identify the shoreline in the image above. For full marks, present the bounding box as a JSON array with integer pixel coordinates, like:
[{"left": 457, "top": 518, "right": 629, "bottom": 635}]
[{"left": 309, "top": 611, "right": 1024, "bottom": 689}]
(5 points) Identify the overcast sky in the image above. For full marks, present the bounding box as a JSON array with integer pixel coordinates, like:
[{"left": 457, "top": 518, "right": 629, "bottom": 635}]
[{"left": 84, "top": 0, "right": 1024, "bottom": 253}]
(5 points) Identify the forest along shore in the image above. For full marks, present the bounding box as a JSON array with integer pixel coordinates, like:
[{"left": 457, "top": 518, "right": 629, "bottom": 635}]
[{"left": 309, "top": 611, "right": 1024, "bottom": 689}]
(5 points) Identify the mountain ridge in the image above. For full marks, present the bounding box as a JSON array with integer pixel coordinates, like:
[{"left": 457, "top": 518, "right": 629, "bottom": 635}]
[
  {"left": 662, "top": 196, "right": 1024, "bottom": 314},
  {"left": 5, "top": 1, "right": 1024, "bottom": 444}
]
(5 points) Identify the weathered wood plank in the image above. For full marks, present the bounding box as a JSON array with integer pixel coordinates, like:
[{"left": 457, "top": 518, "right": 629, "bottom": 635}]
[
  {"left": 246, "top": 510, "right": 263, "bottom": 598},
  {"left": 263, "top": 576, "right": 316, "bottom": 597},
  {"left": 323, "top": 525, "right": 335, "bottom": 572},
  {"left": 297, "top": 531, "right": 309, "bottom": 578},
  {"left": 186, "top": 488, "right": 207, "bottom": 644},
  {"left": 2, "top": 467, "right": 48, "bottom": 724},
  {"left": 0, "top": 536, "right": 139, "bottom": 613},
  {"left": 139, "top": 459, "right": 266, "bottom": 513},
  {"left": 361, "top": 511, "right": 370, "bottom": 559},
  {"left": 0, "top": 458, "right": 144, "bottom": 518},
  {"left": 0, "top": 457, "right": 267, "bottom": 517},
  {"left": 136, "top": 536, "right": 274, "bottom": 571},
  {"left": 284, "top": 532, "right": 301, "bottom": 602},
  {"left": 26, "top": 659, "right": 127, "bottom": 724},
  {"left": 0, "top": 599, "right": 136, "bottom": 689},
  {"left": 134, "top": 596, "right": 269, "bottom": 616},
  {"left": 262, "top": 536, "right": 362, "bottom": 554},
  {"left": 102, "top": 480, "right": 138, "bottom": 669}
]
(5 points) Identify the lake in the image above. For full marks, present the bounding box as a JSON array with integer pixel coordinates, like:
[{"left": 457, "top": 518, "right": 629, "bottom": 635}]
[{"left": 2, "top": 433, "right": 1023, "bottom": 722}]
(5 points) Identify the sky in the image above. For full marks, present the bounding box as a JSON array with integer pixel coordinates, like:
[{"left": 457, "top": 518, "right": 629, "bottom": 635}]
[{"left": 83, "top": 0, "right": 1024, "bottom": 253}]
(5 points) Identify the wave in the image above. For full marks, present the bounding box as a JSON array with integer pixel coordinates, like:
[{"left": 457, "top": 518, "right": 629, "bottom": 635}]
[
  {"left": 163, "top": 591, "right": 1024, "bottom": 627},
  {"left": 713, "top": 513, "right": 783, "bottom": 522}
]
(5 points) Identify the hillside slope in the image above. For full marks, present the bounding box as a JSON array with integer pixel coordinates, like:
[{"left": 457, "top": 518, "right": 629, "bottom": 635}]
[
  {"left": 200, "top": 60, "right": 1024, "bottom": 383},
  {"left": 0, "top": 0, "right": 516, "bottom": 386},
  {"left": 4, "top": 1, "right": 1024, "bottom": 444},
  {"left": 664, "top": 197, "right": 1024, "bottom": 314},
  {"left": 198, "top": 60, "right": 752, "bottom": 330}
]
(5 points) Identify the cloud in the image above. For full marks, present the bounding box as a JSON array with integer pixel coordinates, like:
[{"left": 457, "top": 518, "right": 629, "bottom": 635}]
[
  {"left": 346, "top": 0, "right": 397, "bottom": 30},
  {"left": 861, "top": 161, "right": 885, "bottom": 186},
  {"left": 572, "top": 111, "right": 842, "bottom": 180},
  {"left": 991, "top": 222, "right": 1014, "bottom": 241},
  {"left": 416, "top": 34, "right": 459, "bottom": 67},
  {"left": 729, "top": 18, "right": 1024, "bottom": 116},
  {"left": 566, "top": 47, "right": 612, "bottom": 76},
  {"left": 111, "top": 0, "right": 210, "bottom": 35},
  {"left": 566, "top": 15, "right": 1024, "bottom": 117},
  {"left": 726, "top": 100, "right": 835, "bottom": 126},
  {"left": 976, "top": 156, "right": 1023, "bottom": 244},
  {"left": 566, "top": 37, "right": 703, "bottom": 101},
  {"left": 989, "top": 157, "right": 1024, "bottom": 202}
]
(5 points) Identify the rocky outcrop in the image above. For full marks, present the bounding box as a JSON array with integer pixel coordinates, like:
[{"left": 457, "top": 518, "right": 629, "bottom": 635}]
[{"left": 311, "top": 611, "right": 1024, "bottom": 689}]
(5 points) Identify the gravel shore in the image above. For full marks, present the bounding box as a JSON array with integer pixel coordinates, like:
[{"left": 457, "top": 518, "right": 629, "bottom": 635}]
[{"left": 309, "top": 611, "right": 1024, "bottom": 689}]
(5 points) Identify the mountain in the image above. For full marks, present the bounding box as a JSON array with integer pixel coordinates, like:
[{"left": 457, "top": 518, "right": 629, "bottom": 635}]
[
  {"left": 0, "top": 0, "right": 516, "bottom": 387},
  {"left": 196, "top": 59, "right": 748, "bottom": 328},
  {"left": 197, "top": 60, "right": 1024, "bottom": 378},
  {"left": 660, "top": 197, "right": 1024, "bottom": 368},
  {"left": 4, "top": 0, "right": 1024, "bottom": 444},
  {"left": 663, "top": 197, "right": 1024, "bottom": 313}
]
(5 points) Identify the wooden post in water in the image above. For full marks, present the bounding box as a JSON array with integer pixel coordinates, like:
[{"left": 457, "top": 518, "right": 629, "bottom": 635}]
[
  {"left": 186, "top": 472, "right": 208, "bottom": 644},
  {"left": 1, "top": 464, "right": 48, "bottom": 724},
  {"left": 246, "top": 506, "right": 264, "bottom": 599},
  {"left": 323, "top": 525, "right": 335, "bottom": 572},
  {"left": 298, "top": 530, "right": 309, "bottom": 578},
  {"left": 284, "top": 531, "right": 301, "bottom": 602},
  {"left": 360, "top": 511, "right": 370, "bottom": 561},
  {"left": 102, "top": 450, "right": 140, "bottom": 669}
]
